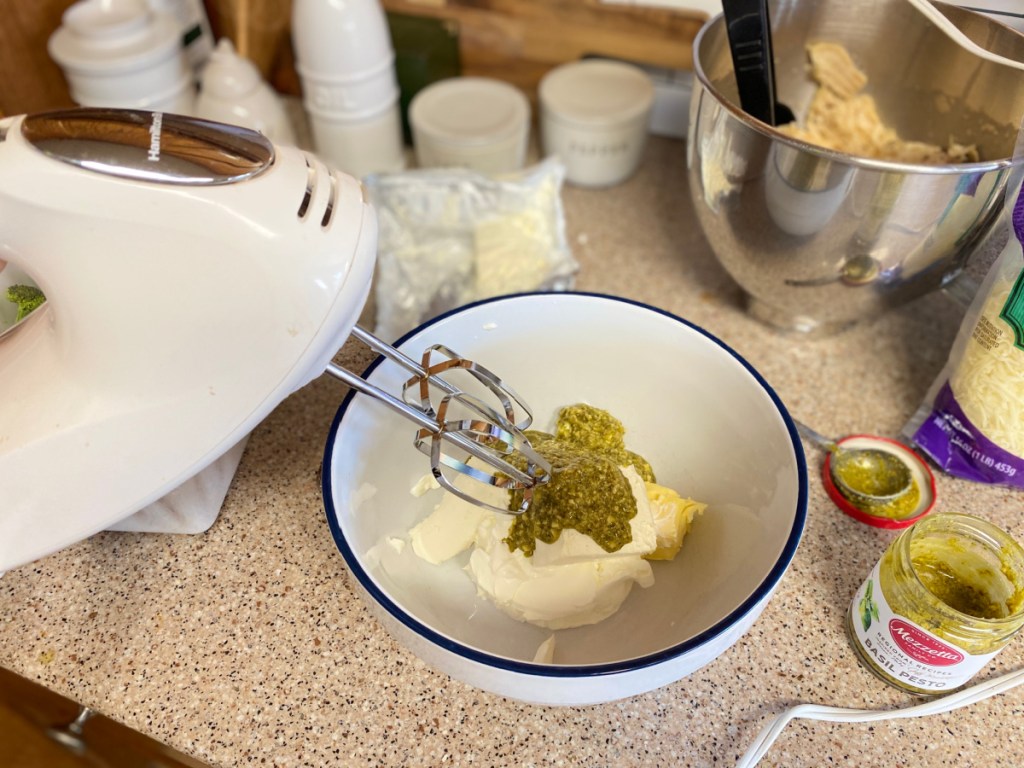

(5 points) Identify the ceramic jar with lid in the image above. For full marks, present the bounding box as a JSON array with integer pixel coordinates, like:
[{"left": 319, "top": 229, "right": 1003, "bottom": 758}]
[
  {"left": 539, "top": 59, "right": 654, "bottom": 187},
  {"left": 195, "top": 38, "right": 296, "bottom": 145},
  {"left": 49, "top": 0, "right": 195, "bottom": 114}
]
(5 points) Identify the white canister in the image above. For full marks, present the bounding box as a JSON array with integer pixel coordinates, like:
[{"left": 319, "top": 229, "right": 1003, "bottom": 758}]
[
  {"left": 307, "top": 106, "right": 406, "bottom": 179},
  {"left": 292, "top": 0, "right": 395, "bottom": 87},
  {"left": 48, "top": 0, "right": 195, "bottom": 114},
  {"left": 291, "top": 0, "right": 405, "bottom": 176},
  {"left": 292, "top": 0, "right": 398, "bottom": 123},
  {"left": 146, "top": 0, "right": 215, "bottom": 72},
  {"left": 409, "top": 77, "right": 530, "bottom": 174},
  {"left": 298, "top": 56, "right": 399, "bottom": 123},
  {"left": 539, "top": 59, "right": 654, "bottom": 187}
]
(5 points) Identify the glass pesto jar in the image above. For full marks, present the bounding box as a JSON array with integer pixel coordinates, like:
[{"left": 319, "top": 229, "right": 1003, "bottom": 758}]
[{"left": 848, "top": 513, "right": 1024, "bottom": 696}]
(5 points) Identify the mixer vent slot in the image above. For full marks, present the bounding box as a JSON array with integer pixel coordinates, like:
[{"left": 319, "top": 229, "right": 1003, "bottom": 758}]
[
  {"left": 321, "top": 171, "right": 340, "bottom": 229},
  {"left": 297, "top": 154, "right": 316, "bottom": 220}
]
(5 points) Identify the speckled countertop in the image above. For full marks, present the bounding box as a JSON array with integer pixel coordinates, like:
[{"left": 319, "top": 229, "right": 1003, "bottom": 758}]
[{"left": 3, "top": 135, "right": 1023, "bottom": 768}]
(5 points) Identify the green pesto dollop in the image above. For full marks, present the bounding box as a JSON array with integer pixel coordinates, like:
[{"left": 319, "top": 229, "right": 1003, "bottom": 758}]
[
  {"left": 505, "top": 404, "right": 654, "bottom": 557},
  {"left": 554, "top": 403, "right": 655, "bottom": 483}
]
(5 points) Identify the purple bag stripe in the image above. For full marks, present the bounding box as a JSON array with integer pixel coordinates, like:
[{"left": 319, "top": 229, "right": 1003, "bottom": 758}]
[
  {"left": 1016, "top": 181, "right": 1024, "bottom": 245},
  {"left": 913, "top": 382, "right": 1024, "bottom": 488}
]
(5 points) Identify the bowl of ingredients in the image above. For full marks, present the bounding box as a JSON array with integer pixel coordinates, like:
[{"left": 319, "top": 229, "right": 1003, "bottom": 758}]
[
  {"left": 688, "top": 0, "right": 1024, "bottom": 335},
  {"left": 322, "top": 292, "right": 807, "bottom": 705}
]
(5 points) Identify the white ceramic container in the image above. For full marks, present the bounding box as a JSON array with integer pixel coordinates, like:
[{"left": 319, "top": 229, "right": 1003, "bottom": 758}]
[
  {"left": 539, "top": 59, "right": 654, "bottom": 187},
  {"left": 298, "top": 57, "right": 399, "bottom": 122},
  {"left": 291, "top": 0, "right": 405, "bottom": 177},
  {"left": 322, "top": 292, "right": 807, "bottom": 705},
  {"left": 195, "top": 38, "right": 296, "bottom": 145},
  {"left": 306, "top": 107, "right": 406, "bottom": 179},
  {"left": 292, "top": 0, "right": 396, "bottom": 101},
  {"left": 409, "top": 77, "right": 531, "bottom": 174},
  {"left": 48, "top": 0, "right": 195, "bottom": 114}
]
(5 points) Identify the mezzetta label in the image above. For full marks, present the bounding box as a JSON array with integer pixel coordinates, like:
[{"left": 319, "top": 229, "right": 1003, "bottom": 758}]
[
  {"left": 888, "top": 618, "right": 963, "bottom": 666},
  {"left": 850, "top": 562, "right": 999, "bottom": 692}
]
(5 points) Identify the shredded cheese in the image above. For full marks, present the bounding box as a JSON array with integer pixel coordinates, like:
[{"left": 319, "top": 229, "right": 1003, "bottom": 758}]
[{"left": 949, "top": 274, "right": 1024, "bottom": 457}]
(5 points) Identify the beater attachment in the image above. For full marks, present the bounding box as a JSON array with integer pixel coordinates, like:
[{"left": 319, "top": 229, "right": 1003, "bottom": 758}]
[{"left": 324, "top": 326, "right": 551, "bottom": 514}]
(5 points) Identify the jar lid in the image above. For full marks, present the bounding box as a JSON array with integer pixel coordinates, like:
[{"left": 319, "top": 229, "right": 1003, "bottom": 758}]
[
  {"left": 539, "top": 59, "right": 654, "bottom": 127},
  {"left": 822, "top": 435, "right": 937, "bottom": 529},
  {"left": 410, "top": 77, "right": 531, "bottom": 148}
]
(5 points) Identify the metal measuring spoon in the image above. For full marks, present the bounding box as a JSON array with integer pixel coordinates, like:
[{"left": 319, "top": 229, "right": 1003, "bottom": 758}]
[{"left": 795, "top": 421, "right": 914, "bottom": 504}]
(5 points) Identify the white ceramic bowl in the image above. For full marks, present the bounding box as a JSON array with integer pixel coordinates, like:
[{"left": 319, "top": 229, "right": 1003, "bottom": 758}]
[{"left": 322, "top": 293, "right": 807, "bottom": 705}]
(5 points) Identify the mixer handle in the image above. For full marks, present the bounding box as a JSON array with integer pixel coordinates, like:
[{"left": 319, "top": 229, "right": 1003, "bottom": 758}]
[{"left": 18, "top": 107, "right": 275, "bottom": 186}]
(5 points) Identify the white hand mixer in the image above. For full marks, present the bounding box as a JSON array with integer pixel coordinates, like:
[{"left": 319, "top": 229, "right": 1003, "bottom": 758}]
[{"left": 0, "top": 108, "right": 548, "bottom": 571}]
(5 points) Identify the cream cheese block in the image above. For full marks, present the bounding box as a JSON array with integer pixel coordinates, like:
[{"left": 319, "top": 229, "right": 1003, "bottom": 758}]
[
  {"left": 467, "top": 509, "right": 655, "bottom": 629},
  {"left": 409, "top": 478, "right": 503, "bottom": 565},
  {"left": 409, "top": 465, "right": 659, "bottom": 629}
]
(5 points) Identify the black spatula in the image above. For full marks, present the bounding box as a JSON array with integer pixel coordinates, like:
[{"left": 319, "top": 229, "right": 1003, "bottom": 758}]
[{"left": 721, "top": 0, "right": 796, "bottom": 126}]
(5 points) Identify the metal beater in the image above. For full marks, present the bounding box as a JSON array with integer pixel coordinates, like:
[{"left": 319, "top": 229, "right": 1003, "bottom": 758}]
[{"left": 325, "top": 326, "right": 551, "bottom": 514}]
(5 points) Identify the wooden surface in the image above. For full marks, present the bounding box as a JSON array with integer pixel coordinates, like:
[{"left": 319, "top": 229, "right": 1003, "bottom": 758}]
[
  {"left": 0, "top": 0, "right": 77, "bottom": 116},
  {"left": 0, "top": 668, "right": 211, "bottom": 768},
  {"left": 379, "top": 0, "right": 706, "bottom": 102}
]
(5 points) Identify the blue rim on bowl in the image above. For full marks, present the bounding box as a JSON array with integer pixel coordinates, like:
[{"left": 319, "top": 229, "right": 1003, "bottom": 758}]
[{"left": 321, "top": 292, "right": 808, "bottom": 684}]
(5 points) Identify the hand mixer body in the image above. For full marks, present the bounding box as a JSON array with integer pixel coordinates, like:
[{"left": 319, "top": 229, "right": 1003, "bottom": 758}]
[{"left": 0, "top": 108, "right": 377, "bottom": 570}]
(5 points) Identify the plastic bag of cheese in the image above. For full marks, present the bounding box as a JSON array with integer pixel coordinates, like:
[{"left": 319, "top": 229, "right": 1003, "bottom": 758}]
[
  {"left": 906, "top": 182, "right": 1024, "bottom": 486},
  {"left": 365, "top": 158, "right": 578, "bottom": 342}
]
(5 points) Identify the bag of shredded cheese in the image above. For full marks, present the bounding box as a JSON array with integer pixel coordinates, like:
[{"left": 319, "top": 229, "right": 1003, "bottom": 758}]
[{"left": 907, "top": 183, "right": 1024, "bottom": 486}]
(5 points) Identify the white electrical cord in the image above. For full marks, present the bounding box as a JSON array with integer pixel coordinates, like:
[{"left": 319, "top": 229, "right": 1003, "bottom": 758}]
[{"left": 735, "top": 666, "right": 1024, "bottom": 768}]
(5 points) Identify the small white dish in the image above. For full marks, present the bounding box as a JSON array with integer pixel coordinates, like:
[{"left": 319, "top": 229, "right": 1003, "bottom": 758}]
[{"left": 322, "top": 292, "right": 807, "bottom": 705}]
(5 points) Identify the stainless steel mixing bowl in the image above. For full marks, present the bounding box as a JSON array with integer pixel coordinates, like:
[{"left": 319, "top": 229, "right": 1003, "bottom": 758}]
[{"left": 688, "top": 0, "right": 1024, "bottom": 335}]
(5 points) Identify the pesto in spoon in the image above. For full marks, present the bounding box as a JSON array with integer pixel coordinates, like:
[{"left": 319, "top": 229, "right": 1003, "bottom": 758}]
[{"left": 795, "top": 420, "right": 914, "bottom": 506}]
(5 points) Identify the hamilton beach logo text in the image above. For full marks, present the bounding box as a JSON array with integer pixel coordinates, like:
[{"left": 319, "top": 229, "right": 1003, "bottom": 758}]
[
  {"left": 147, "top": 112, "right": 163, "bottom": 162},
  {"left": 888, "top": 619, "right": 964, "bottom": 666}
]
